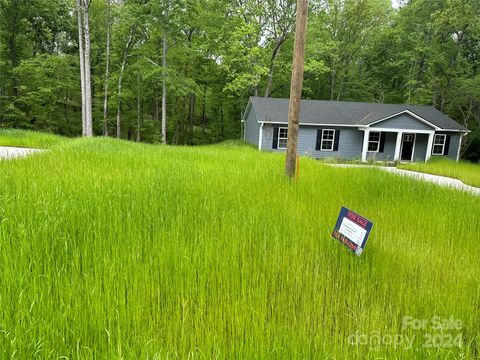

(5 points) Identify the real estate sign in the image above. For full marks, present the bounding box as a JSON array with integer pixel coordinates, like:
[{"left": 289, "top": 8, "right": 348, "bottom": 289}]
[{"left": 331, "top": 207, "right": 373, "bottom": 256}]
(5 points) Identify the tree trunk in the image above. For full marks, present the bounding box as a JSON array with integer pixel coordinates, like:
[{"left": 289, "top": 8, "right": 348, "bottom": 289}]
[
  {"left": 64, "top": 89, "right": 73, "bottom": 136},
  {"left": 76, "top": 0, "right": 86, "bottom": 136},
  {"left": 330, "top": 68, "right": 335, "bottom": 101},
  {"left": 440, "top": 51, "right": 460, "bottom": 113},
  {"left": 155, "top": 91, "right": 159, "bottom": 124},
  {"left": 189, "top": 92, "right": 195, "bottom": 144},
  {"left": 0, "top": 86, "right": 4, "bottom": 124},
  {"left": 264, "top": 38, "right": 285, "bottom": 98},
  {"left": 8, "top": 7, "right": 19, "bottom": 98},
  {"left": 115, "top": 69, "right": 124, "bottom": 138},
  {"left": 336, "top": 77, "right": 344, "bottom": 101},
  {"left": 83, "top": 0, "right": 93, "bottom": 136},
  {"left": 220, "top": 104, "right": 224, "bottom": 140},
  {"left": 103, "top": 0, "right": 111, "bottom": 136},
  {"left": 136, "top": 72, "right": 141, "bottom": 142},
  {"left": 116, "top": 26, "right": 135, "bottom": 139},
  {"left": 202, "top": 83, "right": 207, "bottom": 133},
  {"left": 161, "top": 31, "right": 167, "bottom": 144}
]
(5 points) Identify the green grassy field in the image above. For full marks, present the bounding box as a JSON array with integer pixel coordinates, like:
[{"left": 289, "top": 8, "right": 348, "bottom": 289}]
[
  {"left": 0, "top": 132, "right": 479, "bottom": 359},
  {"left": 0, "top": 129, "right": 68, "bottom": 148},
  {"left": 400, "top": 158, "right": 480, "bottom": 188}
]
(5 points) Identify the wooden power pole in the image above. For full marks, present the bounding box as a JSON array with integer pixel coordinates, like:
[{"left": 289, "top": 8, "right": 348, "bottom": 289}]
[{"left": 285, "top": 0, "right": 309, "bottom": 178}]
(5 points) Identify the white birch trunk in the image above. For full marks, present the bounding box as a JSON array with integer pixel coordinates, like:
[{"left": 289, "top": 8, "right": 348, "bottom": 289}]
[
  {"left": 116, "top": 60, "right": 126, "bottom": 139},
  {"left": 137, "top": 73, "right": 141, "bottom": 142},
  {"left": 161, "top": 31, "right": 167, "bottom": 144},
  {"left": 116, "top": 27, "right": 135, "bottom": 139},
  {"left": 77, "top": 0, "right": 86, "bottom": 136},
  {"left": 83, "top": 0, "right": 93, "bottom": 136},
  {"left": 103, "top": 0, "right": 111, "bottom": 136}
]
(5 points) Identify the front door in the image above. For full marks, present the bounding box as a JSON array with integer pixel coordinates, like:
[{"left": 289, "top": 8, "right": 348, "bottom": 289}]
[{"left": 401, "top": 133, "right": 416, "bottom": 161}]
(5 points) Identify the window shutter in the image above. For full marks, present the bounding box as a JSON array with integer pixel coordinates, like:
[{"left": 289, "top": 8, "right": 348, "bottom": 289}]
[
  {"left": 316, "top": 129, "right": 322, "bottom": 150},
  {"left": 272, "top": 127, "right": 279, "bottom": 149},
  {"left": 379, "top": 132, "right": 386, "bottom": 153},
  {"left": 443, "top": 135, "right": 451, "bottom": 156},
  {"left": 333, "top": 130, "right": 340, "bottom": 151}
]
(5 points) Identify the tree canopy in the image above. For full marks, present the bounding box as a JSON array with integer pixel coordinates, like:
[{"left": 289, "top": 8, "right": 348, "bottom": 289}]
[{"left": 0, "top": 0, "right": 479, "bottom": 159}]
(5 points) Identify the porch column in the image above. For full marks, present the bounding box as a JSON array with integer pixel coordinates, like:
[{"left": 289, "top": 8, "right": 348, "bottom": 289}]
[
  {"left": 425, "top": 132, "right": 434, "bottom": 162},
  {"left": 393, "top": 131, "right": 403, "bottom": 162},
  {"left": 258, "top": 123, "right": 264, "bottom": 150},
  {"left": 361, "top": 129, "right": 370, "bottom": 162},
  {"left": 457, "top": 132, "right": 467, "bottom": 162}
]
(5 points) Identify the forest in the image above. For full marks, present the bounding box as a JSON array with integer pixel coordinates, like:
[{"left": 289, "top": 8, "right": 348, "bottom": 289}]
[{"left": 0, "top": 0, "right": 479, "bottom": 160}]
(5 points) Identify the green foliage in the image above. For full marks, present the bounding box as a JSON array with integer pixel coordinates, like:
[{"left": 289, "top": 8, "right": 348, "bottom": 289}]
[
  {"left": 219, "top": 19, "right": 268, "bottom": 95},
  {"left": 0, "top": 0, "right": 480, "bottom": 159},
  {"left": 14, "top": 54, "right": 80, "bottom": 134},
  {"left": 0, "top": 135, "right": 479, "bottom": 358},
  {"left": 463, "top": 132, "right": 480, "bottom": 162},
  {"left": 0, "top": 0, "right": 74, "bottom": 128}
]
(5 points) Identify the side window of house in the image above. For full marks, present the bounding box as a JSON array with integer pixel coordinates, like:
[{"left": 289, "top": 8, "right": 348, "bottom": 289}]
[
  {"left": 321, "top": 129, "right": 335, "bottom": 151},
  {"left": 432, "top": 134, "right": 446, "bottom": 155},
  {"left": 278, "top": 127, "right": 288, "bottom": 149},
  {"left": 316, "top": 129, "right": 340, "bottom": 151}
]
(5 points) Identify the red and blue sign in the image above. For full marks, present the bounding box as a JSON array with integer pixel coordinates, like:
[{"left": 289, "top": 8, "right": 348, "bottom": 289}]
[{"left": 331, "top": 207, "right": 373, "bottom": 256}]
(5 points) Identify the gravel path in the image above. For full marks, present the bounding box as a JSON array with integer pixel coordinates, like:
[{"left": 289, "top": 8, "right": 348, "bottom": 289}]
[
  {"left": 0, "top": 146, "right": 43, "bottom": 160},
  {"left": 328, "top": 164, "right": 480, "bottom": 196}
]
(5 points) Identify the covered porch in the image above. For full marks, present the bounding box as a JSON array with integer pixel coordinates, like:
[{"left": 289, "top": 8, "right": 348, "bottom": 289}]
[{"left": 361, "top": 128, "right": 436, "bottom": 163}]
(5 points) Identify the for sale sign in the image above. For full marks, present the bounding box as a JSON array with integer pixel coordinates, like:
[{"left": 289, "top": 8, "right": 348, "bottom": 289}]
[{"left": 331, "top": 207, "right": 373, "bottom": 256}]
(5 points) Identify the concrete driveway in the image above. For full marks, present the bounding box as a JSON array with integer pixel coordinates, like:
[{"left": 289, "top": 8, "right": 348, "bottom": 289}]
[
  {"left": 0, "top": 146, "right": 43, "bottom": 160},
  {"left": 328, "top": 164, "right": 480, "bottom": 196}
]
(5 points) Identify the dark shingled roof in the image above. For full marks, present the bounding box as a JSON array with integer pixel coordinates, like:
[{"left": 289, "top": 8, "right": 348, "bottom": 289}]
[{"left": 248, "top": 97, "right": 467, "bottom": 131}]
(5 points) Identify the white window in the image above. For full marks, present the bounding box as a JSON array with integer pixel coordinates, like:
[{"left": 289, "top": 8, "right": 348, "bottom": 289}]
[
  {"left": 321, "top": 129, "right": 335, "bottom": 151},
  {"left": 432, "top": 134, "right": 446, "bottom": 155},
  {"left": 368, "top": 132, "right": 381, "bottom": 152},
  {"left": 278, "top": 127, "right": 288, "bottom": 149}
]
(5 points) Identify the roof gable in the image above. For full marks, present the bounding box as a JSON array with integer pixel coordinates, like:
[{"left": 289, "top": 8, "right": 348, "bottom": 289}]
[{"left": 368, "top": 111, "right": 438, "bottom": 130}]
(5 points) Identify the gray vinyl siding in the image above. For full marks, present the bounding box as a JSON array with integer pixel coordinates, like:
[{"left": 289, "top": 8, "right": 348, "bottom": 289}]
[
  {"left": 413, "top": 134, "right": 428, "bottom": 162},
  {"left": 447, "top": 134, "right": 460, "bottom": 160},
  {"left": 262, "top": 124, "right": 278, "bottom": 150},
  {"left": 366, "top": 132, "right": 396, "bottom": 161},
  {"left": 244, "top": 106, "right": 260, "bottom": 146},
  {"left": 262, "top": 124, "right": 363, "bottom": 159},
  {"left": 413, "top": 132, "right": 461, "bottom": 161},
  {"left": 371, "top": 113, "right": 434, "bottom": 131}
]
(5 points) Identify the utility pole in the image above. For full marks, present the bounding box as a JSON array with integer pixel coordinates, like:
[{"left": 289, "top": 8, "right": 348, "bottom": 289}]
[{"left": 285, "top": 0, "right": 308, "bottom": 178}]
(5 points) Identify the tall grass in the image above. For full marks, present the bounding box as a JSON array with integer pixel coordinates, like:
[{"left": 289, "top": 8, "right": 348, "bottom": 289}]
[
  {"left": 0, "top": 129, "right": 68, "bottom": 148},
  {"left": 0, "top": 135, "right": 479, "bottom": 359},
  {"left": 400, "top": 157, "right": 480, "bottom": 187}
]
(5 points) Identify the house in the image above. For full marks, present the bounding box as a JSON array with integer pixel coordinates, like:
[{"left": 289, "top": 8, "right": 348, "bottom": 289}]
[{"left": 242, "top": 97, "right": 469, "bottom": 162}]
